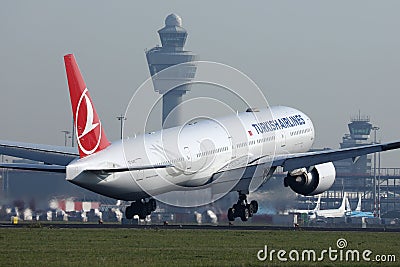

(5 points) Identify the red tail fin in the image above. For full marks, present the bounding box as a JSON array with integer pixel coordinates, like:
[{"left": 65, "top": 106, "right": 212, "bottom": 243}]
[{"left": 64, "top": 54, "right": 110, "bottom": 158}]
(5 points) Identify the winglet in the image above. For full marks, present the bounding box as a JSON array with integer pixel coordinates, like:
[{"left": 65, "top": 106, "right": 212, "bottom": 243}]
[{"left": 64, "top": 54, "right": 110, "bottom": 158}]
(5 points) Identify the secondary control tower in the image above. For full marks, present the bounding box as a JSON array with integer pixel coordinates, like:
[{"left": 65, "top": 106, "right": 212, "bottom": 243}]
[
  {"left": 145, "top": 14, "right": 198, "bottom": 128},
  {"left": 334, "top": 113, "right": 373, "bottom": 175}
]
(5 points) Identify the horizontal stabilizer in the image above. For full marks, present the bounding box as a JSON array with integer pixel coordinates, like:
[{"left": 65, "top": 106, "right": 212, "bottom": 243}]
[
  {"left": 0, "top": 163, "right": 66, "bottom": 173},
  {"left": 0, "top": 140, "right": 78, "bottom": 165}
]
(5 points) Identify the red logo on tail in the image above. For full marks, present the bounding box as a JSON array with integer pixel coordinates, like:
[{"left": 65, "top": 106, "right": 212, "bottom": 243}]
[
  {"left": 64, "top": 54, "right": 110, "bottom": 158},
  {"left": 76, "top": 88, "right": 103, "bottom": 155}
]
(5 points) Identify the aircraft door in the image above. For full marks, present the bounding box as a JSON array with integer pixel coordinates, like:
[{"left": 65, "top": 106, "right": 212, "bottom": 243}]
[
  {"left": 280, "top": 131, "right": 286, "bottom": 148},
  {"left": 229, "top": 136, "right": 236, "bottom": 159},
  {"left": 137, "top": 158, "right": 144, "bottom": 181},
  {"left": 183, "top": 146, "right": 192, "bottom": 170}
]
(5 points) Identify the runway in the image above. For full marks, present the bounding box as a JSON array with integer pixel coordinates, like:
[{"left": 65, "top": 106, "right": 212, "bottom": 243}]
[{"left": 1, "top": 222, "right": 400, "bottom": 232}]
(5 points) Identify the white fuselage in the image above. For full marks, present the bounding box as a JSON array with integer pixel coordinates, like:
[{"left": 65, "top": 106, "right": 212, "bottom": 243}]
[
  {"left": 66, "top": 106, "right": 315, "bottom": 200},
  {"left": 316, "top": 208, "right": 347, "bottom": 218}
]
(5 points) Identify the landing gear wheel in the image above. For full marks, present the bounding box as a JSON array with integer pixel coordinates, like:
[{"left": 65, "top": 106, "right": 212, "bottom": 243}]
[
  {"left": 250, "top": 200, "right": 258, "bottom": 214},
  {"left": 240, "top": 207, "right": 249, "bottom": 222},
  {"left": 138, "top": 208, "right": 147, "bottom": 220},
  {"left": 126, "top": 199, "right": 157, "bottom": 220},
  {"left": 125, "top": 206, "right": 134, "bottom": 219},
  {"left": 247, "top": 204, "right": 253, "bottom": 217},
  {"left": 228, "top": 208, "right": 235, "bottom": 221}
]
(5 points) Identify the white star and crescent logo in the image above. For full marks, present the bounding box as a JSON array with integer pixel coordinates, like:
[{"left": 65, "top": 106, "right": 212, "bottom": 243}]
[{"left": 75, "top": 88, "right": 102, "bottom": 155}]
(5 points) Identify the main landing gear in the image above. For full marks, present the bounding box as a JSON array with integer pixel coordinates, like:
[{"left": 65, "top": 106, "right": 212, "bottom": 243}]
[
  {"left": 227, "top": 192, "right": 258, "bottom": 222},
  {"left": 125, "top": 199, "right": 156, "bottom": 220}
]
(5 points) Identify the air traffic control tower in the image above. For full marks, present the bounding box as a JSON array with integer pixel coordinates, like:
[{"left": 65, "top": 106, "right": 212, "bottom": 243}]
[
  {"left": 334, "top": 114, "right": 373, "bottom": 175},
  {"left": 145, "top": 14, "right": 198, "bottom": 128}
]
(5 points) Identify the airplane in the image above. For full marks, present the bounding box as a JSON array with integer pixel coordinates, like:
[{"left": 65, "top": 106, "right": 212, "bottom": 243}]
[
  {"left": 346, "top": 195, "right": 375, "bottom": 218},
  {"left": 314, "top": 192, "right": 349, "bottom": 218},
  {"left": 286, "top": 195, "right": 321, "bottom": 219},
  {"left": 1, "top": 54, "right": 400, "bottom": 222}
]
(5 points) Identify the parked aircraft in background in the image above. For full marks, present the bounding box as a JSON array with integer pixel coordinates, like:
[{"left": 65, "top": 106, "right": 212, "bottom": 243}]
[
  {"left": 315, "top": 193, "right": 350, "bottom": 218},
  {"left": 1, "top": 54, "right": 400, "bottom": 222},
  {"left": 346, "top": 195, "right": 375, "bottom": 218}
]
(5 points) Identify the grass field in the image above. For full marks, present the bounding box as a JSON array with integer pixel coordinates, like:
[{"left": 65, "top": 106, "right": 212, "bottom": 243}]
[{"left": 0, "top": 225, "right": 398, "bottom": 266}]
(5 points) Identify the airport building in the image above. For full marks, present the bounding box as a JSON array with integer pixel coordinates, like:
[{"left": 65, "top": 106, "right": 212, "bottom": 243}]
[
  {"left": 334, "top": 113, "right": 373, "bottom": 175},
  {"left": 294, "top": 114, "right": 400, "bottom": 218},
  {"left": 322, "top": 113, "right": 374, "bottom": 209}
]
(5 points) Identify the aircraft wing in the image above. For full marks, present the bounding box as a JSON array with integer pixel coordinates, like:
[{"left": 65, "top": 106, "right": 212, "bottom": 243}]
[
  {"left": 0, "top": 140, "right": 78, "bottom": 165},
  {"left": 209, "top": 140, "right": 400, "bottom": 194},
  {"left": 270, "top": 140, "right": 400, "bottom": 172},
  {"left": 215, "top": 140, "right": 400, "bottom": 176}
]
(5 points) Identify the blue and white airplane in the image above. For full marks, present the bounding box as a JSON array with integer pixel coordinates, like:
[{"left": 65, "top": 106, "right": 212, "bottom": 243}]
[
  {"left": 346, "top": 195, "right": 375, "bottom": 218},
  {"left": 0, "top": 54, "right": 399, "bottom": 222}
]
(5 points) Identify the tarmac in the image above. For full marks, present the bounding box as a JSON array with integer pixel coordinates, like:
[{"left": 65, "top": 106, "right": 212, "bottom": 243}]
[{"left": 1, "top": 222, "right": 400, "bottom": 232}]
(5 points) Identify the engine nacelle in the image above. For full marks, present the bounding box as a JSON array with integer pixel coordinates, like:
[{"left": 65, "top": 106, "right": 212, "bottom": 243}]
[{"left": 284, "top": 162, "right": 336, "bottom": 196}]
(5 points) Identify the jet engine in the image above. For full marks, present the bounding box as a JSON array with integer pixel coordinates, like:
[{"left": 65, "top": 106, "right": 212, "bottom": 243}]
[{"left": 284, "top": 162, "right": 335, "bottom": 196}]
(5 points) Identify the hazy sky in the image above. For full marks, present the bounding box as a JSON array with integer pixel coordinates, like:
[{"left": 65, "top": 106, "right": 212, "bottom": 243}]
[{"left": 1, "top": 1, "right": 400, "bottom": 166}]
